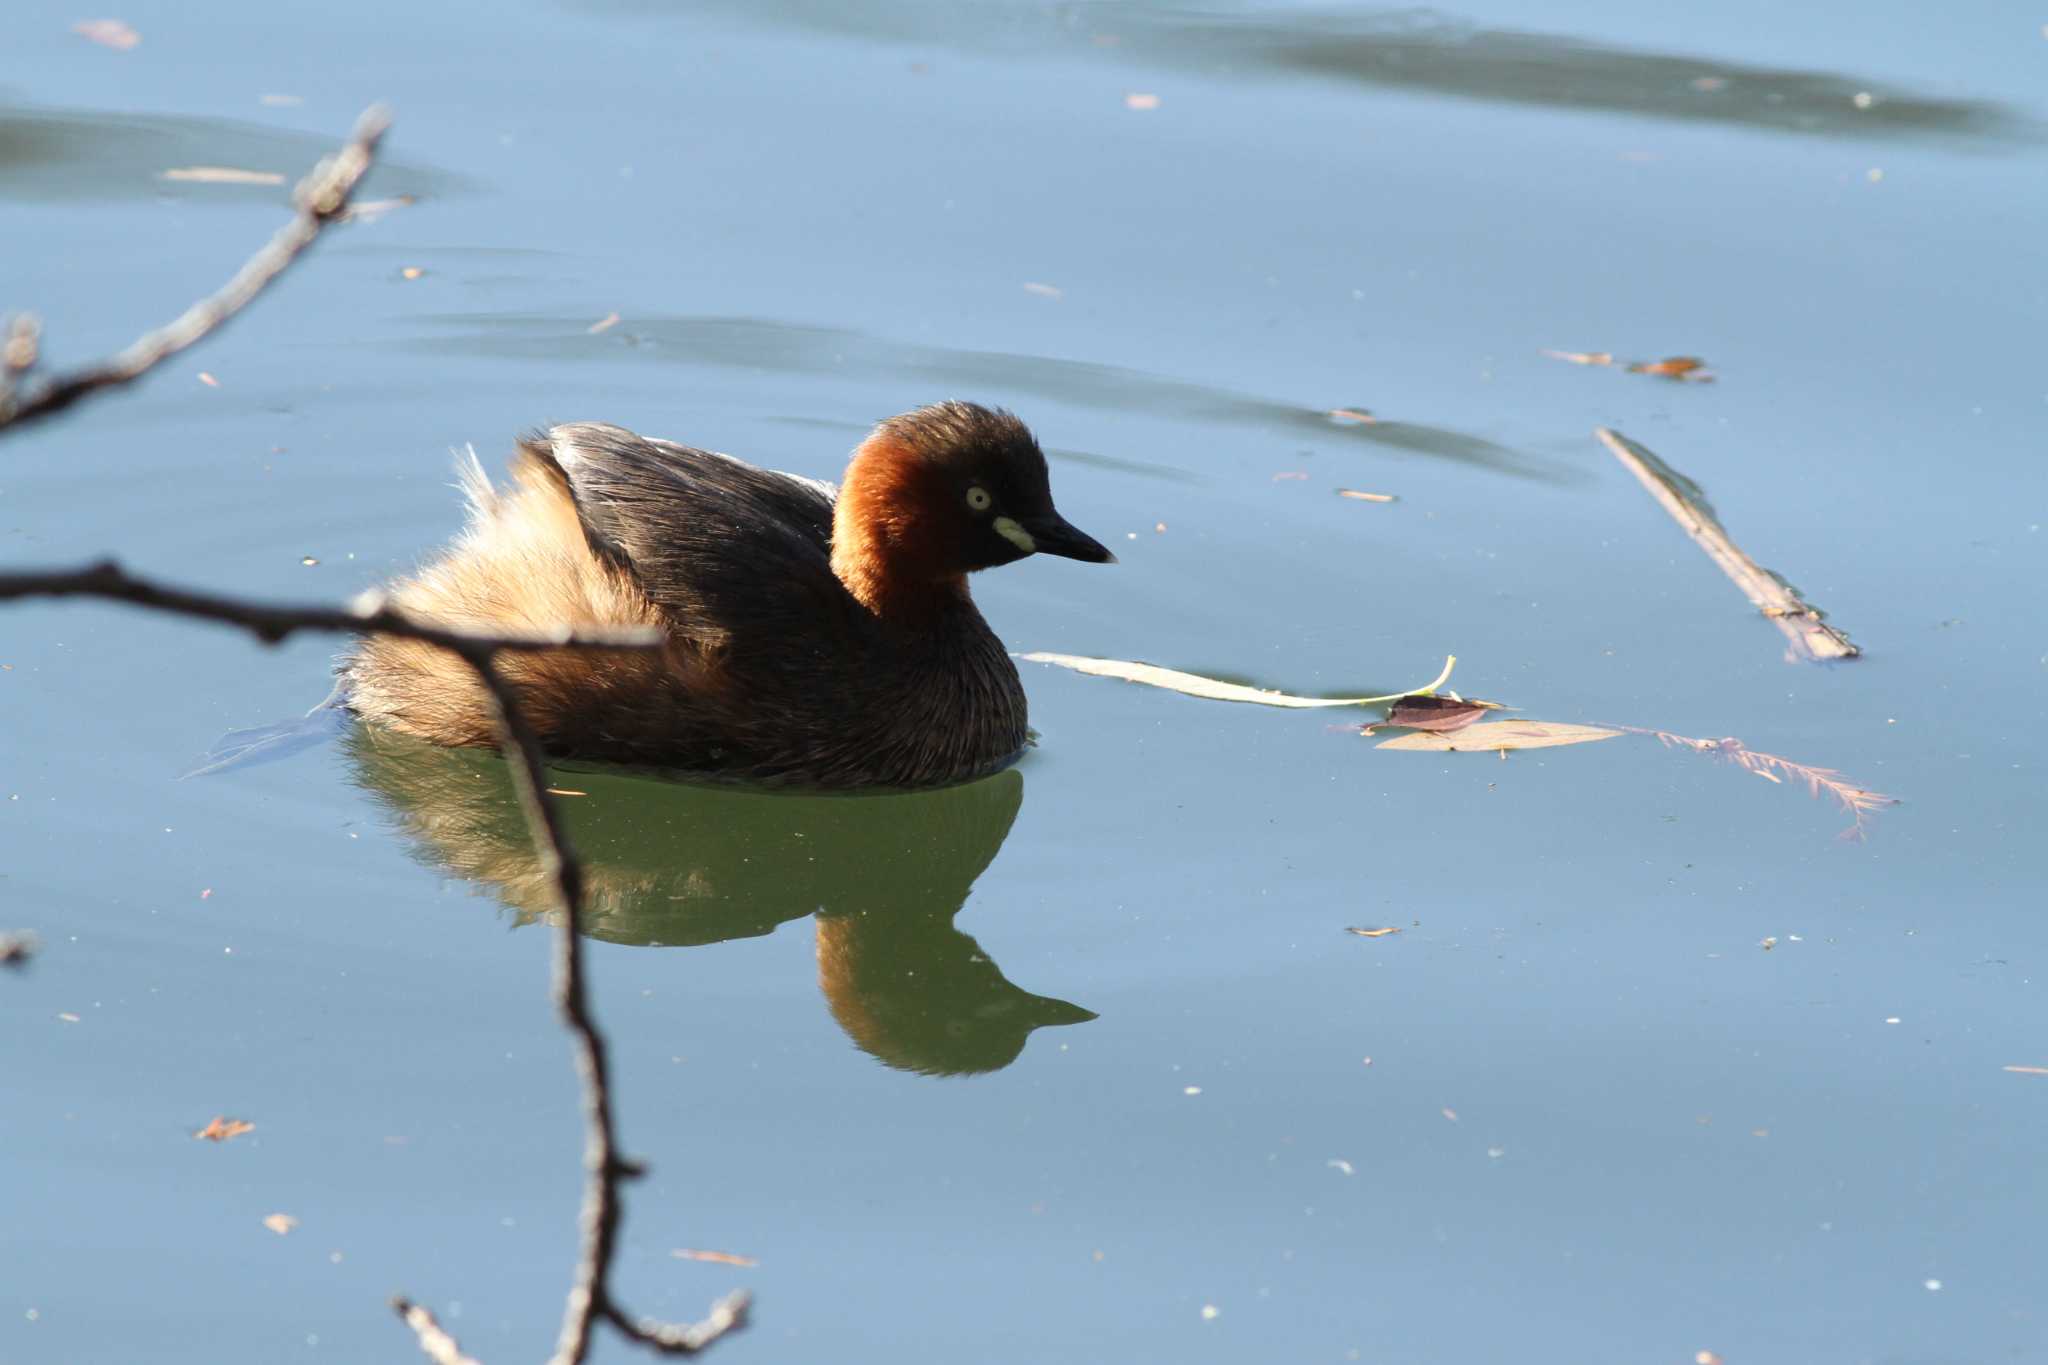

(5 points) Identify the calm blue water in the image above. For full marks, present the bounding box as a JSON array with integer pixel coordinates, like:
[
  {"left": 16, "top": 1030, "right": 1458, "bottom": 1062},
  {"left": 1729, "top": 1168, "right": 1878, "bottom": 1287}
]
[{"left": 5, "top": 3, "right": 2045, "bottom": 1362}]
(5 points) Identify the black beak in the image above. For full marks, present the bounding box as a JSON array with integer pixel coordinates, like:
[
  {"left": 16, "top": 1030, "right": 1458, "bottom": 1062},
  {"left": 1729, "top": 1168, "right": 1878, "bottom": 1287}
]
[{"left": 1019, "top": 510, "right": 1116, "bottom": 564}]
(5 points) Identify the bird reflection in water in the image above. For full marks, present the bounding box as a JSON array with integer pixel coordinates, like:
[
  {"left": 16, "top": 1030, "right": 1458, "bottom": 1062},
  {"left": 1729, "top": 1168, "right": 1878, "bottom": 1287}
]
[{"left": 343, "top": 726, "right": 1094, "bottom": 1075}]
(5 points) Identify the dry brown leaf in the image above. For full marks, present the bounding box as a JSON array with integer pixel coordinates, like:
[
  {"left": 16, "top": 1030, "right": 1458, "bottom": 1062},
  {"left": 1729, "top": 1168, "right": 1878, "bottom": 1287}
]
[
  {"left": 1335, "top": 488, "right": 1396, "bottom": 503},
  {"left": 1380, "top": 695, "right": 1497, "bottom": 734},
  {"left": 1541, "top": 349, "right": 1613, "bottom": 366},
  {"left": 195, "top": 1116, "right": 255, "bottom": 1142},
  {"left": 1326, "top": 407, "right": 1377, "bottom": 425},
  {"left": 160, "top": 167, "right": 286, "bottom": 186},
  {"left": 1377, "top": 720, "right": 1621, "bottom": 752},
  {"left": 74, "top": 18, "right": 140, "bottom": 49},
  {"left": 671, "top": 1248, "right": 759, "bottom": 1267},
  {"left": 1627, "top": 355, "right": 1710, "bottom": 379},
  {"left": 1345, "top": 926, "right": 1401, "bottom": 938},
  {"left": 262, "top": 1213, "right": 298, "bottom": 1235}
]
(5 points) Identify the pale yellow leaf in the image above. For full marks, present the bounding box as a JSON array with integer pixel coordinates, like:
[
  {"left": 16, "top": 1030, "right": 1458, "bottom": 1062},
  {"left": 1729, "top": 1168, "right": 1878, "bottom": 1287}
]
[
  {"left": 1375, "top": 720, "right": 1622, "bottom": 751},
  {"left": 160, "top": 167, "right": 286, "bottom": 186},
  {"left": 1017, "top": 652, "right": 1456, "bottom": 709}
]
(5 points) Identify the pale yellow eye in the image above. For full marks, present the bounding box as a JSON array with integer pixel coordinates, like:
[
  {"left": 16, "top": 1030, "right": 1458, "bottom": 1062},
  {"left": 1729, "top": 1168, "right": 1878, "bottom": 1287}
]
[{"left": 966, "top": 486, "right": 993, "bottom": 512}]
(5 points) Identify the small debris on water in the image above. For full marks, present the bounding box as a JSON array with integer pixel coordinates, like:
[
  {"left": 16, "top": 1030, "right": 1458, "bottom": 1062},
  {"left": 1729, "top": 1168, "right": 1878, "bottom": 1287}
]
[
  {"left": 74, "top": 18, "right": 141, "bottom": 49},
  {"left": 1022, "top": 282, "right": 1064, "bottom": 299},
  {"left": 1199, "top": 1304, "right": 1219, "bottom": 1320},
  {"left": 1326, "top": 407, "right": 1376, "bottom": 425},
  {"left": 1345, "top": 926, "right": 1400, "bottom": 938},
  {"left": 1125, "top": 92, "right": 1161, "bottom": 110},
  {"left": 587, "top": 312, "right": 622, "bottom": 335},
  {"left": 1327, "top": 1159, "right": 1355, "bottom": 1175},
  {"left": 262, "top": 1213, "right": 299, "bottom": 1236},
  {"left": 400, "top": 267, "right": 425, "bottom": 280},
  {"left": 197, "top": 372, "right": 220, "bottom": 387},
  {"left": 195, "top": 1116, "right": 255, "bottom": 1142},
  {"left": 1540, "top": 349, "right": 1614, "bottom": 366},
  {"left": 1336, "top": 488, "right": 1396, "bottom": 503},
  {"left": 300, "top": 556, "right": 319, "bottom": 566},
  {"left": 1627, "top": 356, "right": 1710, "bottom": 379},
  {"left": 671, "top": 1248, "right": 758, "bottom": 1267}
]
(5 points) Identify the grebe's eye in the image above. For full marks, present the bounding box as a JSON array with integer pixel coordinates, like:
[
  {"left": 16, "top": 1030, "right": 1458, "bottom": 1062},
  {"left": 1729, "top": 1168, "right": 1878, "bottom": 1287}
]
[{"left": 965, "top": 485, "right": 993, "bottom": 512}]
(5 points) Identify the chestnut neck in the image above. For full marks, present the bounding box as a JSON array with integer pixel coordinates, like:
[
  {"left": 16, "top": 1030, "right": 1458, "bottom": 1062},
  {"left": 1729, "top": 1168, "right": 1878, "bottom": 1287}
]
[{"left": 830, "top": 433, "right": 970, "bottom": 621}]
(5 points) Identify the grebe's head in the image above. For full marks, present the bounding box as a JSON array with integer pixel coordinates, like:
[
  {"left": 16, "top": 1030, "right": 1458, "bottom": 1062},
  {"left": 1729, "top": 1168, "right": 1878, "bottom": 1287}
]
[{"left": 832, "top": 402, "right": 1113, "bottom": 612}]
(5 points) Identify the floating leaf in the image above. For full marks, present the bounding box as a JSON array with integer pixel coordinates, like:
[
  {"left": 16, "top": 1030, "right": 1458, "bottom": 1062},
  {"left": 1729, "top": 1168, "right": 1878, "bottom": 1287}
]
[
  {"left": 1597, "top": 428, "right": 1857, "bottom": 662},
  {"left": 1345, "top": 926, "right": 1401, "bottom": 938},
  {"left": 160, "top": 167, "right": 286, "bottom": 186},
  {"left": 1018, "top": 652, "right": 1457, "bottom": 709},
  {"left": 1627, "top": 355, "right": 1710, "bottom": 379},
  {"left": 1380, "top": 695, "right": 1498, "bottom": 733},
  {"left": 1376, "top": 720, "right": 1622, "bottom": 751},
  {"left": 672, "top": 1248, "right": 759, "bottom": 1267},
  {"left": 195, "top": 1116, "right": 255, "bottom": 1142}
]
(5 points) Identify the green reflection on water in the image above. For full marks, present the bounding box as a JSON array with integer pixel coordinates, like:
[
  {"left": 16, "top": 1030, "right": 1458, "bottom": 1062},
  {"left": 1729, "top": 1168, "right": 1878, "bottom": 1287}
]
[{"left": 345, "top": 726, "right": 1095, "bottom": 1076}]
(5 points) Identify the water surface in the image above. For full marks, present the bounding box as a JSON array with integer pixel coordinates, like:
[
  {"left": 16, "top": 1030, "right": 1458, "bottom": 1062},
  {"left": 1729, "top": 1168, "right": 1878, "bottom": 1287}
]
[{"left": 4, "top": 2, "right": 2045, "bottom": 1362}]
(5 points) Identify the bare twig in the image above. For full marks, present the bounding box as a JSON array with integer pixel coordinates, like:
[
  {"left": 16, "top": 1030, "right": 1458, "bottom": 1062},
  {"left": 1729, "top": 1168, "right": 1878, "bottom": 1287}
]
[
  {"left": 0, "top": 559, "right": 661, "bottom": 656},
  {"left": 1596, "top": 427, "right": 1859, "bottom": 663},
  {"left": 6, "top": 101, "right": 749, "bottom": 1363},
  {"left": 391, "top": 1299, "right": 483, "bottom": 1365},
  {"left": 0, "top": 105, "right": 389, "bottom": 436},
  {"left": 602, "top": 1294, "right": 754, "bottom": 1356},
  {"left": 0, "top": 562, "right": 748, "bottom": 1362}
]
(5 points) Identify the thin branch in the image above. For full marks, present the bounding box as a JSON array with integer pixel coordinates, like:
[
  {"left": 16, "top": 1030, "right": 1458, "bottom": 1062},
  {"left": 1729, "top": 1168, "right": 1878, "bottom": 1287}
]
[
  {"left": 0, "top": 105, "right": 389, "bottom": 436},
  {"left": 391, "top": 1299, "right": 483, "bottom": 1365},
  {"left": 1595, "top": 427, "right": 1860, "bottom": 663},
  {"left": 0, "top": 560, "right": 746, "bottom": 1362},
  {"left": 601, "top": 1294, "right": 754, "bottom": 1356},
  {"left": 5, "top": 100, "right": 749, "bottom": 1361},
  {"left": 0, "top": 560, "right": 662, "bottom": 655}
]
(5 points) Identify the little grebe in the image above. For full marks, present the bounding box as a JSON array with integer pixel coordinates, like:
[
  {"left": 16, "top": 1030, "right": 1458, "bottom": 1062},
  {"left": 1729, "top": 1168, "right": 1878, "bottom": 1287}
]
[{"left": 343, "top": 402, "right": 1112, "bottom": 788}]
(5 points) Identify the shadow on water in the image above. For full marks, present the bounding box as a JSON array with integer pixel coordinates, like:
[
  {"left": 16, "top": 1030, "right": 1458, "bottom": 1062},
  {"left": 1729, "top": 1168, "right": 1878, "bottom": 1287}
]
[
  {"left": 574, "top": 0, "right": 2029, "bottom": 144},
  {"left": 0, "top": 105, "right": 468, "bottom": 203},
  {"left": 399, "top": 312, "right": 1562, "bottom": 481},
  {"left": 344, "top": 726, "right": 1094, "bottom": 1076}
]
